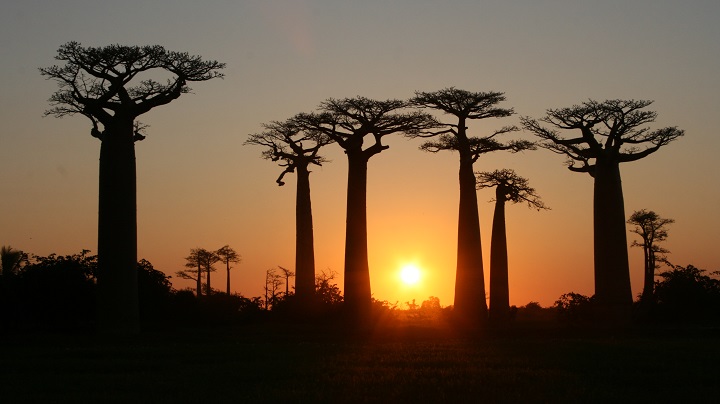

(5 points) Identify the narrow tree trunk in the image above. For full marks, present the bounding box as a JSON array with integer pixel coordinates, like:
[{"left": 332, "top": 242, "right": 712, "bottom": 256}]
[
  {"left": 196, "top": 262, "right": 202, "bottom": 297},
  {"left": 295, "top": 165, "right": 316, "bottom": 302},
  {"left": 344, "top": 152, "right": 372, "bottom": 320},
  {"left": 641, "top": 245, "right": 654, "bottom": 302},
  {"left": 226, "top": 263, "right": 231, "bottom": 295},
  {"left": 489, "top": 189, "right": 509, "bottom": 325},
  {"left": 593, "top": 157, "right": 632, "bottom": 324},
  {"left": 206, "top": 265, "right": 211, "bottom": 296},
  {"left": 453, "top": 128, "right": 488, "bottom": 324},
  {"left": 638, "top": 245, "right": 656, "bottom": 316},
  {"left": 96, "top": 119, "right": 140, "bottom": 334},
  {"left": 264, "top": 271, "right": 269, "bottom": 310}
]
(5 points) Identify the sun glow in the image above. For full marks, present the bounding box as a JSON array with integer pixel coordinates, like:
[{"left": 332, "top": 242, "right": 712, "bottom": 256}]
[{"left": 399, "top": 263, "right": 422, "bottom": 285}]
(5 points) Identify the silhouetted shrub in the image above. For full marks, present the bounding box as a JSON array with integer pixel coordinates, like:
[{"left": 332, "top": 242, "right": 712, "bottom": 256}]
[
  {"left": 2, "top": 251, "right": 97, "bottom": 331},
  {"left": 555, "top": 292, "right": 595, "bottom": 324},
  {"left": 370, "top": 298, "right": 400, "bottom": 324},
  {"left": 137, "top": 259, "right": 174, "bottom": 328},
  {"left": 514, "top": 301, "right": 556, "bottom": 325},
  {"left": 264, "top": 271, "right": 348, "bottom": 323},
  {"left": 654, "top": 264, "right": 720, "bottom": 323}
]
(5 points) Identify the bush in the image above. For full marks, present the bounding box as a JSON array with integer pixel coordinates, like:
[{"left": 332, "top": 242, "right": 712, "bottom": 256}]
[
  {"left": 1, "top": 252, "right": 97, "bottom": 331},
  {"left": 555, "top": 293, "right": 595, "bottom": 323},
  {"left": 654, "top": 264, "right": 720, "bottom": 323}
]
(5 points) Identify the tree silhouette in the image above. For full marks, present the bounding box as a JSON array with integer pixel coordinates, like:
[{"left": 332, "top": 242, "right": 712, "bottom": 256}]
[
  {"left": 627, "top": 209, "right": 674, "bottom": 309},
  {"left": 40, "top": 42, "right": 224, "bottom": 333},
  {"left": 654, "top": 263, "right": 720, "bottom": 322},
  {"left": 216, "top": 245, "right": 241, "bottom": 295},
  {"left": 314, "top": 269, "right": 343, "bottom": 306},
  {"left": 7, "top": 250, "right": 97, "bottom": 330},
  {"left": 177, "top": 248, "right": 218, "bottom": 297},
  {"left": 411, "top": 88, "right": 533, "bottom": 323},
  {"left": 264, "top": 267, "right": 283, "bottom": 310},
  {"left": 476, "top": 169, "right": 548, "bottom": 325},
  {"left": 521, "top": 99, "right": 683, "bottom": 323},
  {"left": 245, "top": 119, "right": 332, "bottom": 302},
  {"left": 294, "top": 97, "right": 438, "bottom": 320},
  {"left": 1, "top": 246, "right": 24, "bottom": 276},
  {"left": 278, "top": 265, "right": 296, "bottom": 296}
]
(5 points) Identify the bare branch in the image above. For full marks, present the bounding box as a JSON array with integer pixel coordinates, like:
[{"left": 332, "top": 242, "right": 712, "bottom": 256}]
[
  {"left": 476, "top": 169, "right": 549, "bottom": 210},
  {"left": 245, "top": 116, "right": 333, "bottom": 186},
  {"left": 41, "top": 42, "right": 225, "bottom": 137},
  {"left": 521, "top": 99, "right": 683, "bottom": 176}
]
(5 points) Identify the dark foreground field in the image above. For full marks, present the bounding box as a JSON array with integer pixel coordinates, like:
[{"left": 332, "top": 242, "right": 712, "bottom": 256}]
[{"left": 1, "top": 322, "right": 719, "bottom": 403}]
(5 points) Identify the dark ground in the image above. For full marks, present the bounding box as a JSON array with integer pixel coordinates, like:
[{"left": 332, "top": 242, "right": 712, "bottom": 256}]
[{"left": 1, "top": 322, "right": 718, "bottom": 403}]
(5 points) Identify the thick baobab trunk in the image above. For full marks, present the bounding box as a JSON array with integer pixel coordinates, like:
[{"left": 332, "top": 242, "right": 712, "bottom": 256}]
[
  {"left": 454, "top": 151, "right": 488, "bottom": 323},
  {"left": 295, "top": 165, "right": 316, "bottom": 302},
  {"left": 593, "top": 158, "right": 632, "bottom": 324},
  {"left": 96, "top": 119, "right": 140, "bottom": 334},
  {"left": 489, "top": 189, "right": 509, "bottom": 325},
  {"left": 344, "top": 153, "right": 372, "bottom": 320}
]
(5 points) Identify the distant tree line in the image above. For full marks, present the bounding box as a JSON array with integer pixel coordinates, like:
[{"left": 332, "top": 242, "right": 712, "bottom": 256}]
[
  {"left": 2, "top": 244, "right": 717, "bottom": 332},
  {"left": 0, "top": 248, "right": 350, "bottom": 332}
]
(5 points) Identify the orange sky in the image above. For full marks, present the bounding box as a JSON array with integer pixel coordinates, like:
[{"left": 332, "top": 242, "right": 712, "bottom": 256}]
[{"left": 2, "top": 1, "right": 719, "bottom": 308}]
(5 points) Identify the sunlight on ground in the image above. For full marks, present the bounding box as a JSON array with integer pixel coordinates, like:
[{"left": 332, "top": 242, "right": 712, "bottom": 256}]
[{"left": 399, "top": 263, "right": 421, "bottom": 285}]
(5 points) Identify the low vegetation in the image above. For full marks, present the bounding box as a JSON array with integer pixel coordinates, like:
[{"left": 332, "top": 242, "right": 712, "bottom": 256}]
[{"left": 1, "top": 249, "right": 719, "bottom": 401}]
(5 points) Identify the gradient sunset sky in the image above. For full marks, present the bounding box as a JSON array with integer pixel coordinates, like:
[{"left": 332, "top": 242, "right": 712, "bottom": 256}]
[{"left": 2, "top": 0, "right": 719, "bottom": 307}]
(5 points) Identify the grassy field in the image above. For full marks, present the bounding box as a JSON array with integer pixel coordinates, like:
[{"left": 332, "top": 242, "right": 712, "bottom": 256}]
[{"left": 1, "top": 322, "right": 718, "bottom": 403}]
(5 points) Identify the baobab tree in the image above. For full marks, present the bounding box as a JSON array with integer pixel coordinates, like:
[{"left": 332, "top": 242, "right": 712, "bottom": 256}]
[
  {"left": 264, "top": 267, "right": 283, "bottom": 310},
  {"left": 40, "top": 42, "right": 224, "bottom": 333},
  {"left": 245, "top": 119, "right": 332, "bottom": 302},
  {"left": 411, "top": 88, "right": 533, "bottom": 323},
  {"left": 521, "top": 99, "right": 683, "bottom": 323},
  {"left": 176, "top": 248, "right": 219, "bottom": 297},
  {"left": 278, "top": 265, "right": 296, "bottom": 296},
  {"left": 476, "top": 169, "right": 548, "bottom": 325},
  {"left": 216, "top": 245, "right": 241, "bottom": 295},
  {"left": 294, "top": 97, "right": 438, "bottom": 319},
  {"left": 628, "top": 209, "right": 674, "bottom": 309}
]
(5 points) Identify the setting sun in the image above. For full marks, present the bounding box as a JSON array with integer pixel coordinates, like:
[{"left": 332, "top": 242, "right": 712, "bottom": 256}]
[{"left": 399, "top": 264, "right": 422, "bottom": 285}]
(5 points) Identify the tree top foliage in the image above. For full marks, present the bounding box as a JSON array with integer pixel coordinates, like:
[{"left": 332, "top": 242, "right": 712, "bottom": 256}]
[
  {"left": 627, "top": 209, "right": 674, "bottom": 250},
  {"left": 40, "top": 41, "right": 225, "bottom": 134},
  {"left": 412, "top": 87, "right": 514, "bottom": 120},
  {"left": 293, "top": 96, "right": 440, "bottom": 159},
  {"left": 216, "top": 245, "right": 241, "bottom": 265},
  {"left": 410, "top": 88, "right": 534, "bottom": 160},
  {"left": 245, "top": 117, "right": 333, "bottom": 185},
  {"left": 476, "top": 169, "right": 549, "bottom": 210},
  {"left": 520, "top": 99, "right": 684, "bottom": 176}
]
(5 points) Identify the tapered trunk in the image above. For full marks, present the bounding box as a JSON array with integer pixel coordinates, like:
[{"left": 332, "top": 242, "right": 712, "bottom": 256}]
[
  {"left": 593, "top": 157, "right": 632, "bottom": 323},
  {"left": 453, "top": 125, "right": 488, "bottom": 324},
  {"left": 96, "top": 119, "right": 140, "bottom": 334},
  {"left": 489, "top": 190, "right": 509, "bottom": 325},
  {"left": 295, "top": 165, "right": 316, "bottom": 302},
  {"left": 344, "top": 152, "right": 372, "bottom": 320}
]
